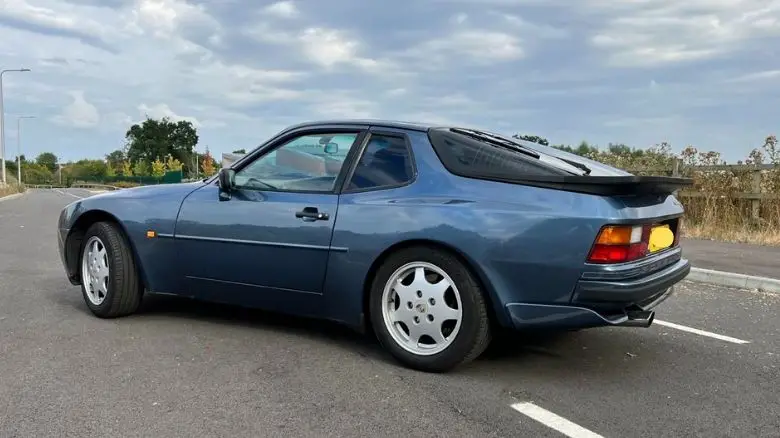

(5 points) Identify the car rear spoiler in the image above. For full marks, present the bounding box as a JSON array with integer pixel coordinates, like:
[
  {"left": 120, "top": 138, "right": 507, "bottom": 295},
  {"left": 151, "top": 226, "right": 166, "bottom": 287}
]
[{"left": 491, "top": 175, "right": 694, "bottom": 196}]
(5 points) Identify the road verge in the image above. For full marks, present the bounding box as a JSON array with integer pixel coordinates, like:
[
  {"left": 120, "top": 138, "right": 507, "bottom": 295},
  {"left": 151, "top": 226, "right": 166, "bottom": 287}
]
[
  {"left": 688, "top": 267, "right": 780, "bottom": 293},
  {"left": 0, "top": 192, "right": 25, "bottom": 203}
]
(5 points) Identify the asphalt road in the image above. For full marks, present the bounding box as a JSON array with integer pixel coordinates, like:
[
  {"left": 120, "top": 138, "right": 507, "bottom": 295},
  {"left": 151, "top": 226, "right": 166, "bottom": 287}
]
[
  {"left": 1, "top": 189, "right": 778, "bottom": 437},
  {"left": 680, "top": 238, "right": 780, "bottom": 279}
]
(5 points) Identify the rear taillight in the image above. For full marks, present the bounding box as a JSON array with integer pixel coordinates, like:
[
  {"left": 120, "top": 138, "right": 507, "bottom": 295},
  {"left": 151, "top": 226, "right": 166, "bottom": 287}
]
[{"left": 587, "top": 224, "right": 651, "bottom": 264}]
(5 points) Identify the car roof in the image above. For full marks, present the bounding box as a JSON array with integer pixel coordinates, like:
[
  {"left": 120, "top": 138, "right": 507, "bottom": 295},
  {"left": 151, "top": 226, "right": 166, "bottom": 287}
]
[{"left": 280, "top": 119, "right": 438, "bottom": 133}]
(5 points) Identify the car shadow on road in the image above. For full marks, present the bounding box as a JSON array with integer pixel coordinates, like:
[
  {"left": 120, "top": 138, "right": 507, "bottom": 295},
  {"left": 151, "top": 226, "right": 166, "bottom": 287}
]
[
  {"left": 140, "top": 294, "right": 388, "bottom": 359},
  {"left": 462, "top": 325, "right": 668, "bottom": 383},
  {"left": 53, "top": 287, "right": 666, "bottom": 376}
]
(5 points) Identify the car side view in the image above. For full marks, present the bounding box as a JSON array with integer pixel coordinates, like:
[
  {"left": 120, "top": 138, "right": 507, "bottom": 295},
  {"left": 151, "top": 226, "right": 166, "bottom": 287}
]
[{"left": 57, "top": 119, "right": 693, "bottom": 372}]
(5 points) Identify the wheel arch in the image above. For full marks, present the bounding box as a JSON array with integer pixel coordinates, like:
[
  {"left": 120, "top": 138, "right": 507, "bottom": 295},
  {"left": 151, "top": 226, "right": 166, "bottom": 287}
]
[
  {"left": 361, "top": 239, "right": 507, "bottom": 334},
  {"left": 65, "top": 209, "right": 148, "bottom": 289}
]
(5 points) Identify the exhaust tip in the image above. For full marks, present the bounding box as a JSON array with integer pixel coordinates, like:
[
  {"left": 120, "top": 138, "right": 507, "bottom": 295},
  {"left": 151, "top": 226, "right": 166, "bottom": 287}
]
[{"left": 619, "top": 310, "right": 655, "bottom": 328}]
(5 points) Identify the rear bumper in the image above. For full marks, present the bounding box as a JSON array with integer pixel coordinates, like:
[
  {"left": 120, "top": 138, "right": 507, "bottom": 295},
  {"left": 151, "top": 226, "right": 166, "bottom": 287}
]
[
  {"left": 504, "top": 247, "right": 689, "bottom": 331},
  {"left": 506, "top": 286, "right": 674, "bottom": 330},
  {"left": 572, "top": 257, "right": 690, "bottom": 310}
]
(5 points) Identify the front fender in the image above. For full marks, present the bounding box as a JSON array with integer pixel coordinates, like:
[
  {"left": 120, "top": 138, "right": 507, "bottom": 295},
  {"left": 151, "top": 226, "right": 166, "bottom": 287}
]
[{"left": 60, "top": 183, "right": 206, "bottom": 292}]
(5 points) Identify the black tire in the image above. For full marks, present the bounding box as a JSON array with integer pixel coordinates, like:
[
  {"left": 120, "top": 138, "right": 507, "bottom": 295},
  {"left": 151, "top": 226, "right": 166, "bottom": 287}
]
[
  {"left": 79, "top": 221, "right": 143, "bottom": 318},
  {"left": 369, "top": 246, "right": 492, "bottom": 372}
]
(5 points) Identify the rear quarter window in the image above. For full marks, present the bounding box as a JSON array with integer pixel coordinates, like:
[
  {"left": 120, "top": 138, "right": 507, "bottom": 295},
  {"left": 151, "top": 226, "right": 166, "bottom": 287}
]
[{"left": 347, "top": 134, "right": 415, "bottom": 191}]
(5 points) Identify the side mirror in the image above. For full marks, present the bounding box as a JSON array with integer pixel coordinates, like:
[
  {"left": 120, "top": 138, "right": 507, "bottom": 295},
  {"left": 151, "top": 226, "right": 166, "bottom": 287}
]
[
  {"left": 218, "top": 168, "right": 235, "bottom": 192},
  {"left": 324, "top": 142, "right": 339, "bottom": 154}
]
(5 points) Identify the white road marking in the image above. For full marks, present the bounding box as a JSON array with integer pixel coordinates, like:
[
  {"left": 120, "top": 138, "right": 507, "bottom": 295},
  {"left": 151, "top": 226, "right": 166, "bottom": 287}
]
[
  {"left": 510, "top": 402, "right": 605, "bottom": 438},
  {"left": 654, "top": 320, "right": 750, "bottom": 344},
  {"left": 54, "top": 189, "right": 83, "bottom": 199}
]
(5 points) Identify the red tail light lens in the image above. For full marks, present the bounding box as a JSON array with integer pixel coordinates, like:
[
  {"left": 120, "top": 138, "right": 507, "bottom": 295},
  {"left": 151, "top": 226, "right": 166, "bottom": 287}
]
[{"left": 587, "top": 225, "right": 651, "bottom": 264}]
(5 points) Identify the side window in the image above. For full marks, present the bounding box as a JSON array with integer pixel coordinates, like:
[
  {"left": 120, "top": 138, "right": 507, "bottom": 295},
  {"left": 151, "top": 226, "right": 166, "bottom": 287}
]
[
  {"left": 234, "top": 132, "right": 359, "bottom": 192},
  {"left": 347, "top": 134, "right": 414, "bottom": 191}
]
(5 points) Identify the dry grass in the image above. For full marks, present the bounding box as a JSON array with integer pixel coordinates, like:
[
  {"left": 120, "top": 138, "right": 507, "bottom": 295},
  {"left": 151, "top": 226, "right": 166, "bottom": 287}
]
[
  {"left": 682, "top": 222, "right": 780, "bottom": 246},
  {"left": 678, "top": 196, "right": 780, "bottom": 246},
  {"left": 0, "top": 184, "right": 22, "bottom": 198},
  {"left": 581, "top": 138, "right": 780, "bottom": 247}
]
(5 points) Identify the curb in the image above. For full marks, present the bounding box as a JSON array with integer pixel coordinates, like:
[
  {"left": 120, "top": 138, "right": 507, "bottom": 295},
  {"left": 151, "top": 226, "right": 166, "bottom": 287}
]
[
  {"left": 688, "top": 267, "right": 780, "bottom": 293},
  {"left": 0, "top": 192, "right": 24, "bottom": 203}
]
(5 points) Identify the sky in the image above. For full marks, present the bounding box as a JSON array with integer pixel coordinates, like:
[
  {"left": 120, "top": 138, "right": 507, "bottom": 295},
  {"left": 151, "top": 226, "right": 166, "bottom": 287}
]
[{"left": 0, "top": 0, "right": 778, "bottom": 164}]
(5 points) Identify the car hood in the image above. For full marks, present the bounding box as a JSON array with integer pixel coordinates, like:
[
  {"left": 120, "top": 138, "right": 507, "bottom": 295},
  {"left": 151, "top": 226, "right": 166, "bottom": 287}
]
[{"left": 87, "top": 181, "right": 208, "bottom": 201}]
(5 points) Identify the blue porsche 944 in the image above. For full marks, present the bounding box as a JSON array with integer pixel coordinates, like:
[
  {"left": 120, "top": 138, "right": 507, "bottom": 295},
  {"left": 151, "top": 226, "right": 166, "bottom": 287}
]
[{"left": 58, "top": 119, "right": 692, "bottom": 372}]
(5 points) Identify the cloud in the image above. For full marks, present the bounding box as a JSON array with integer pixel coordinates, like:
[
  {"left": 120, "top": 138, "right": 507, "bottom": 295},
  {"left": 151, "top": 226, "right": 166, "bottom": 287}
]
[
  {"left": 0, "top": 0, "right": 776, "bottom": 164},
  {"left": 137, "top": 103, "right": 201, "bottom": 127},
  {"left": 51, "top": 90, "right": 100, "bottom": 128},
  {"left": 587, "top": 0, "right": 780, "bottom": 67},
  {"left": 439, "top": 30, "right": 523, "bottom": 61},
  {"left": 0, "top": 0, "right": 117, "bottom": 51},
  {"left": 726, "top": 70, "right": 780, "bottom": 83},
  {"left": 263, "top": 1, "right": 298, "bottom": 19}
]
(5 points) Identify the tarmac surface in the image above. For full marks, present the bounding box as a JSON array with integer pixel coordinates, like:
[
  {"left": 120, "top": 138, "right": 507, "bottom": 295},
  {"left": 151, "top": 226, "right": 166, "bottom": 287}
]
[
  {"left": 1, "top": 188, "right": 777, "bottom": 437},
  {"left": 682, "top": 237, "right": 780, "bottom": 279}
]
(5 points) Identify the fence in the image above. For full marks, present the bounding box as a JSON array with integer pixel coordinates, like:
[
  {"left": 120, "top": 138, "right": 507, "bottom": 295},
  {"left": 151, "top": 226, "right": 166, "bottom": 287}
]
[
  {"left": 625, "top": 162, "right": 779, "bottom": 225},
  {"left": 66, "top": 169, "right": 184, "bottom": 187}
]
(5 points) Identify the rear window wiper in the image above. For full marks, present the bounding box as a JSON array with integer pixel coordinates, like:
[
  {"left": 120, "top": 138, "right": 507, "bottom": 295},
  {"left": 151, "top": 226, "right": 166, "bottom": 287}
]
[
  {"left": 558, "top": 157, "right": 591, "bottom": 175},
  {"left": 450, "top": 128, "right": 540, "bottom": 159},
  {"left": 452, "top": 127, "right": 593, "bottom": 176}
]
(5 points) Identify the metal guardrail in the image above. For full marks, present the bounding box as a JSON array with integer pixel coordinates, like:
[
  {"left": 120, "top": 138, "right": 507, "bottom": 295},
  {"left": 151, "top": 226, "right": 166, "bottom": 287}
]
[{"left": 70, "top": 183, "right": 120, "bottom": 191}]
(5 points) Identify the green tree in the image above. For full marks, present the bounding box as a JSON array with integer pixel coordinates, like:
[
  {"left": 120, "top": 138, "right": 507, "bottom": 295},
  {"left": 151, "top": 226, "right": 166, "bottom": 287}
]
[
  {"left": 122, "top": 160, "right": 133, "bottom": 176},
  {"left": 106, "top": 149, "right": 126, "bottom": 172},
  {"left": 151, "top": 157, "right": 166, "bottom": 178},
  {"left": 133, "top": 159, "right": 150, "bottom": 176},
  {"left": 232, "top": 148, "right": 246, "bottom": 154},
  {"left": 165, "top": 154, "right": 183, "bottom": 172},
  {"left": 22, "top": 162, "right": 53, "bottom": 184},
  {"left": 125, "top": 116, "right": 199, "bottom": 166},
  {"left": 71, "top": 159, "right": 108, "bottom": 180},
  {"left": 106, "top": 163, "right": 116, "bottom": 177},
  {"left": 512, "top": 134, "right": 550, "bottom": 146},
  {"left": 35, "top": 152, "right": 58, "bottom": 173}
]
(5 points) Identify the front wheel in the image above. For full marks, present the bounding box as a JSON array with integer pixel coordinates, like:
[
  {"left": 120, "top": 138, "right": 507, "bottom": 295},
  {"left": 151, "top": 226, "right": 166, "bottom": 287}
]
[
  {"left": 79, "top": 221, "right": 143, "bottom": 318},
  {"left": 369, "top": 246, "right": 492, "bottom": 372}
]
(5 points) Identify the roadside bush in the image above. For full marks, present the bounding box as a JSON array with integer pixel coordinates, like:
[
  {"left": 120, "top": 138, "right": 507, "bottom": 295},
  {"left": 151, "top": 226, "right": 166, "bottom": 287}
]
[
  {"left": 0, "top": 183, "right": 23, "bottom": 198},
  {"left": 111, "top": 181, "right": 141, "bottom": 189},
  {"left": 574, "top": 136, "right": 780, "bottom": 245}
]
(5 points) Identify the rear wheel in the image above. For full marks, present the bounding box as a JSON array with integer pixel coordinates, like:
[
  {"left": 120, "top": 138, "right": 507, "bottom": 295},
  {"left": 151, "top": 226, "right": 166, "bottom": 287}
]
[
  {"left": 79, "top": 221, "right": 143, "bottom": 318},
  {"left": 369, "top": 246, "right": 491, "bottom": 372}
]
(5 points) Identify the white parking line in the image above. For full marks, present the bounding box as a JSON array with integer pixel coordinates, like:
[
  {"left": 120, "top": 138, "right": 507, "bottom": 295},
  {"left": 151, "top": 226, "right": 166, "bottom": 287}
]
[
  {"left": 510, "top": 402, "right": 605, "bottom": 438},
  {"left": 654, "top": 320, "right": 750, "bottom": 344},
  {"left": 54, "top": 189, "right": 83, "bottom": 199}
]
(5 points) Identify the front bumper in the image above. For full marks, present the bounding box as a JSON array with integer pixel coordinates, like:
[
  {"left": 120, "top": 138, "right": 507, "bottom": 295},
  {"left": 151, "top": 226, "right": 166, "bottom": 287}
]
[
  {"left": 57, "top": 205, "right": 81, "bottom": 285},
  {"left": 58, "top": 226, "right": 79, "bottom": 284}
]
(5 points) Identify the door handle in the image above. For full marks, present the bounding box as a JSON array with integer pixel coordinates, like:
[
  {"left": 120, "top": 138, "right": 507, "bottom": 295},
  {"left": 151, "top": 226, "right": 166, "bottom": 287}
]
[{"left": 295, "top": 207, "right": 329, "bottom": 221}]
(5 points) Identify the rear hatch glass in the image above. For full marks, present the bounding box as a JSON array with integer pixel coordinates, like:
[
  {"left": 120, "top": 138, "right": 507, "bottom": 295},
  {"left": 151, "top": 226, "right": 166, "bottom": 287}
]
[
  {"left": 427, "top": 127, "right": 691, "bottom": 197},
  {"left": 428, "top": 127, "right": 632, "bottom": 179}
]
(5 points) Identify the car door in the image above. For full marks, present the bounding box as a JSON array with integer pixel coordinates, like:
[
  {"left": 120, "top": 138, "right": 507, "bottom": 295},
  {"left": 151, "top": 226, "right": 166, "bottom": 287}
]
[{"left": 174, "top": 127, "right": 368, "bottom": 317}]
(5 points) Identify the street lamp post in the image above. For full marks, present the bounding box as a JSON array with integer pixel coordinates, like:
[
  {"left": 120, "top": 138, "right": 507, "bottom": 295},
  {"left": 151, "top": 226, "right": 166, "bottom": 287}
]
[
  {"left": 0, "top": 68, "right": 32, "bottom": 185},
  {"left": 16, "top": 115, "right": 35, "bottom": 186}
]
